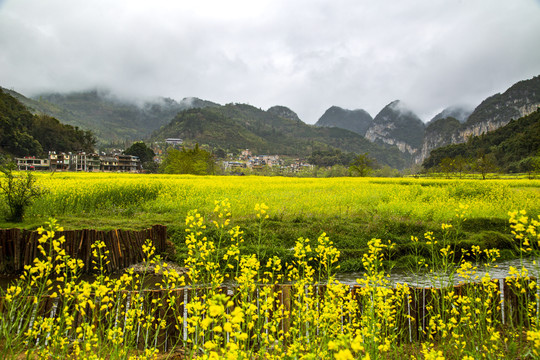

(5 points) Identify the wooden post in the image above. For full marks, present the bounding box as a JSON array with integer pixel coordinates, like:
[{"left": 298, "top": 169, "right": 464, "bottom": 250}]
[
  {"left": 13, "top": 228, "right": 21, "bottom": 272},
  {"left": 279, "top": 284, "right": 292, "bottom": 341}
]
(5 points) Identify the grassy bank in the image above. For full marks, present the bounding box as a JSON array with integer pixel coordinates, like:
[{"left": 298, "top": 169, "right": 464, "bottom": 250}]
[{"left": 1, "top": 173, "right": 539, "bottom": 270}]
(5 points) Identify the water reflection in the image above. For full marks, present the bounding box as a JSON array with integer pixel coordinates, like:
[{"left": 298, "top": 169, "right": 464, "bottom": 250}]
[
  {"left": 335, "top": 257, "right": 539, "bottom": 287},
  {"left": 2, "top": 257, "right": 539, "bottom": 290}
]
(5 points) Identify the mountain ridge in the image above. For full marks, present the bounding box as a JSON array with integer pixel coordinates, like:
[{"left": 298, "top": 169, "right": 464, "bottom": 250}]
[
  {"left": 365, "top": 100, "right": 425, "bottom": 155},
  {"left": 3, "top": 88, "right": 220, "bottom": 143},
  {"left": 3, "top": 73, "right": 539, "bottom": 169},
  {"left": 150, "top": 104, "right": 410, "bottom": 169},
  {"left": 314, "top": 106, "right": 373, "bottom": 136}
]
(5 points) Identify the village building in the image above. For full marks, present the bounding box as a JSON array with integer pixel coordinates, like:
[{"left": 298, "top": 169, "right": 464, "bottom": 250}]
[
  {"left": 240, "top": 149, "right": 252, "bottom": 160},
  {"left": 16, "top": 151, "right": 141, "bottom": 172},
  {"left": 16, "top": 157, "right": 50, "bottom": 171},
  {"left": 222, "top": 161, "right": 247, "bottom": 171},
  {"left": 165, "top": 138, "right": 183, "bottom": 146},
  {"left": 74, "top": 152, "right": 101, "bottom": 172}
]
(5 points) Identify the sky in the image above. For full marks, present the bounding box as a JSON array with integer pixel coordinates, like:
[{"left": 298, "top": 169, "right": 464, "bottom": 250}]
[{"left": 1, "top": 0, "right": 540, "bottom": 124}]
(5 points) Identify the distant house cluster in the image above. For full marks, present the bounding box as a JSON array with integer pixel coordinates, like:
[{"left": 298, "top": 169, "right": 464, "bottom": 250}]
[
  {"left": 223, "top": 150, "right": 282, "bottom": 171},
  {"left": 150, "top": 138, "right": 184, "bottom": 157},
  {"left": 223, "top": 149, "right": 313, "bottom": 173},
  {"left": 16, "top": 151, "right": 141, "bottom": 172}
]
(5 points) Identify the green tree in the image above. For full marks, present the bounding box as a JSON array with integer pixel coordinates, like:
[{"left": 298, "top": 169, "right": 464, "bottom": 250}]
[
  {"left": 349, "top": 153, "right": 376, "bottom": 177},
  {"left": 124, "top": 141, "right": 156, "bottom": 171},
  {"left": 438, "top": 157, "right": 455, "bottom": 178},
  {"left": 308, "top": 149, "right": 356, "bottom": 167},
  {"left": 453, "top": 155, "right": 469, "bottom": 179},
  {"left": 473, "top": 152, "right": 498, "bottom": 180},
  {"left": 160, "top": 144, "right": 217, "bottom": 175},
  {"left": 0, "top": 163, "right": 44, "bottom": 222},
  {"left": 213, "top": 148, "right": 227, "bottom": 159},
  {"left": 373, "top": 165, "right": 401, "bottom": 177},
  {"left": 517, "top": 155, "right": 540, "bottom": 179}
]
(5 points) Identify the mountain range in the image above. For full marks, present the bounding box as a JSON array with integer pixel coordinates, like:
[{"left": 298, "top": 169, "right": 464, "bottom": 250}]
[
  {"left": 2, "top": 74, "right": 539, "bottom": 169},
  {"left": 149, "top": 103, "right": 409, "bottom": 169},
  {"left": 3, "top": 88, "right": 219, "bottom": 142},
  {"left": 315, "top": 75, "right": 540, "bottom": 163}
]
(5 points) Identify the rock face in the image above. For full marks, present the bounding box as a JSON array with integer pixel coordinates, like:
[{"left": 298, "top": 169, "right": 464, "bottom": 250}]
[
  {"left": 418, "top": 117, "right": 462, "bottom": 162},
  {"left": 314, "top": 106, "right": 373, "bottom": 135},
  {"left": 267, "top": 105, "right": 302, "bottom": 122},
  {"left": 365, "top": 100, "right": 425, "bottom": 156},
  {"left": 418, "top": 75, "right": 540, "bottom": 163}
]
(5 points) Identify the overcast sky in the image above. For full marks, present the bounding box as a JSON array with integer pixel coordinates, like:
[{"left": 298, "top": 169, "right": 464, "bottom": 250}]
[{"left": 1, "top": 0, "right": 540, "bottom": 123}]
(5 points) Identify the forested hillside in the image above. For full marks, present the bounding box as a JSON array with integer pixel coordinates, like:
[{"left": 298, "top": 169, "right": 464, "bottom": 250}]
[
  {"left": 0, "top": 89, "right": 95, "bottom": 158},
  {"left": 423, "top": 109, "right": 540, "bottom": 173},
  {"left": 151, "top": 104, "right": 410, "bottom": 169},
  {"left": 3, "top": 88, "right": 218, "bottom": 143}
]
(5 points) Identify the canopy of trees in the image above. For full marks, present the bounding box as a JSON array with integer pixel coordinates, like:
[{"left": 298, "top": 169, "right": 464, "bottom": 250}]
[
  {"left": 307, "top": 149, "right": 356, "bottom": 167},
  {"left": 0, "top": 89, "right": 96, "bottom": 157},
  {"left": 124, "top": 141, "right": 157, "bottom": 172},
  {"left": 124, "top": 142, "right": 155, "bottom": 163},
  {"left": 349, "top": 153, "right": 377, "bottom": 177}
]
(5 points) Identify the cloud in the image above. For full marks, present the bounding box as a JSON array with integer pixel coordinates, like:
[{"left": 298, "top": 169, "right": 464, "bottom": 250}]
[{"left": 1, "top": 0, "right": 540, "bottom": 124}]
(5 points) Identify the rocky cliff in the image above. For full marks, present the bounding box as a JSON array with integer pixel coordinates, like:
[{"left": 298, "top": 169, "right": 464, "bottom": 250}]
[
  {"left": 417, "top": 75, "right": 540, "bottom": 164},
  {"left": 365, "top": 100, "right": 425, "bottom": 156}
]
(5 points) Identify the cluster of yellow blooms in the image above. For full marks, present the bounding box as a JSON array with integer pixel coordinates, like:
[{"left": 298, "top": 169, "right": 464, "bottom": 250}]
[{"left": 1, "top": 203, "right": 540, "bottom": 359}]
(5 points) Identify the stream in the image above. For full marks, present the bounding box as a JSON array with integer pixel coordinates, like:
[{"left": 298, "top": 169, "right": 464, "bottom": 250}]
[
  {"left": 334, "top": 256, "right": 539, "bottom": 287},
  {"left": 1, "top": 257, "right": 538, "bottom": 291}
]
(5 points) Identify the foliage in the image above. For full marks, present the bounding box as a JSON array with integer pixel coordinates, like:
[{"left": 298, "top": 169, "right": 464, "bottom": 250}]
[
  {"left": 0, "top": 163, "right": 43, "bottom": 222},
  {"left": 371, "top": 165, "right": 402, "bottom": 177},
  {"left": 513, "top": 155, "right": 540, "bottom": 179},
  {"left": 437, "top": 155, "right": 470, "bottom": 179},
  {"left": 307, "top": 148, "right": 356, "bottom": 167},
  {"left": 160, "top": 144, "right": 217, "bottom": 175},
  {"left": 472, "top": 151, "right": 498, "bottom": 180},
  {"left": 349, "top": 152, "right": 376, "bottom": 177},
  {"left": 30, "top": 114, "right": 96, "bottom": 153},
  {"left": 124, "top": 141, "right": 156, "bottom": 171},
  {"left": 0, "top": 89, "right": 96, "bottom": 157},
  {"left": 424, "top": 109, "right": 540, "bottom": 174},
  {"left": 151, "top": 104, "right": 410, "bottom": 169},
  {"left": 315, "top": 106, "right": 373, "bottom": 136},
  {"left": 0, "top": 89, "right": 42, "bottom": 156}
]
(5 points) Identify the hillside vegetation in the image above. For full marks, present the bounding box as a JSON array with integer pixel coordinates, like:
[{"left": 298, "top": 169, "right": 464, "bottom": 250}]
[
  {"left": 423, "top": 109, "right": 540, "bottom": 173},
  {"left": 151, "top": 104, "right": 410, "bottom": 168},
  {"left": 4, "top": 88, "right": 218, "bottom": 143},
  {"left": 465, "top": 75, "right": 540, "bottom": 126},
  {"left": 0, "top": 89, "right": 95, "bottom": 158}
]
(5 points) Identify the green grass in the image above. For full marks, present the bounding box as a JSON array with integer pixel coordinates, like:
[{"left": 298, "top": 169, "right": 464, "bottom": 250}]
[{"left": 1, "top": 173, "right": 538, "bottom": 271}]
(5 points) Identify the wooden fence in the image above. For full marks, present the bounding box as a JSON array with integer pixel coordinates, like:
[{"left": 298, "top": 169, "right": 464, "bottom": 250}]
[
  {"left": 0, "top": 225, "right": 167, "bottom": 274},
  {"left": 1, "top": 278, "right": 536, "bottom": 352}
]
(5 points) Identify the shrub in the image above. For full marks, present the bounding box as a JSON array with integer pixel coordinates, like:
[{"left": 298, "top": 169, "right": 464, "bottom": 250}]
[{"left": 0, "top": 163, "right": 43, "bottom": 222}]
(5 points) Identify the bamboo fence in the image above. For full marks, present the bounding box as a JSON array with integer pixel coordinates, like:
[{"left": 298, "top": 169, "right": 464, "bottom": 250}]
[{"left": 0, "top": 225, "right": 167, "bottom": 274}]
